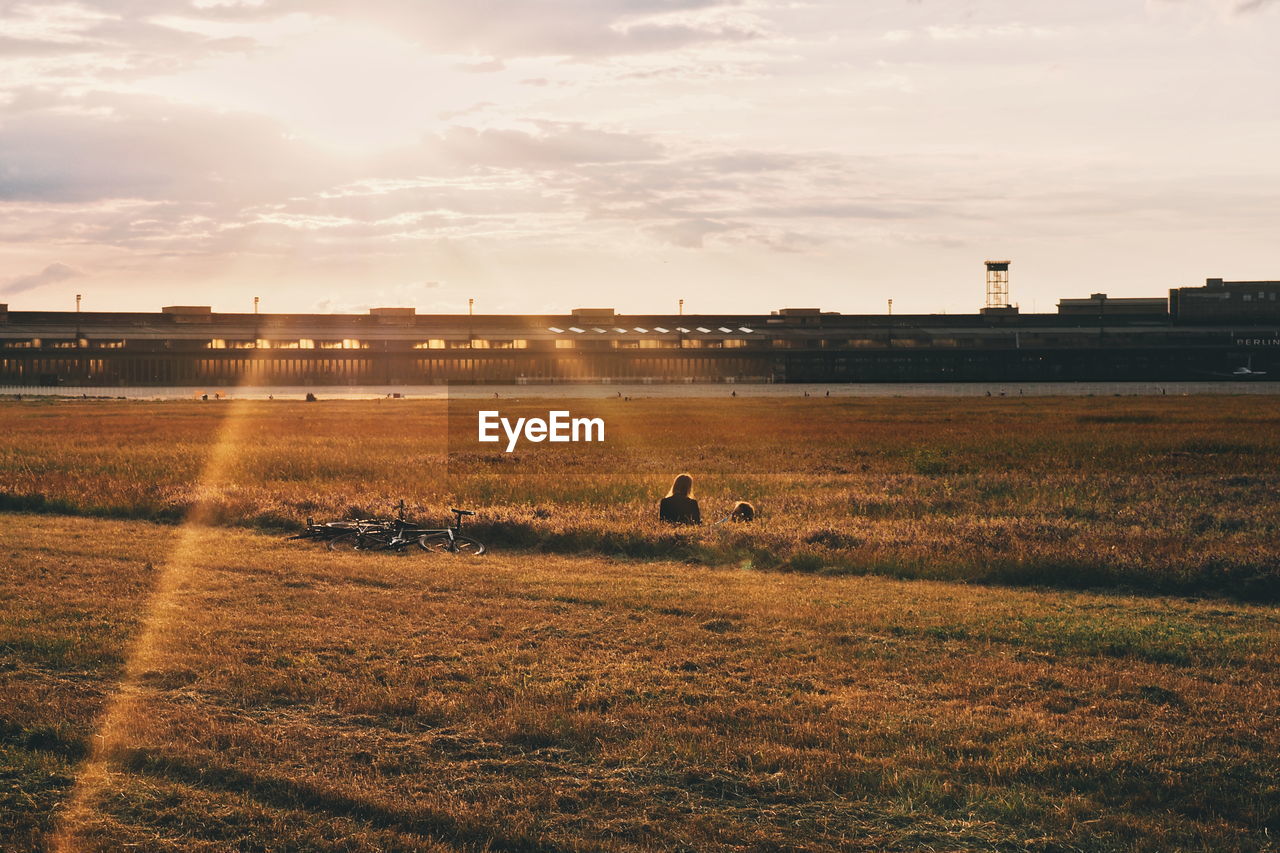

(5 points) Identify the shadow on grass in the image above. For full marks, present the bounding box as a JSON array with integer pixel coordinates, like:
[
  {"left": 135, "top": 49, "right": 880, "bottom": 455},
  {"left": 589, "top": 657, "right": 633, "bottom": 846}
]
[
  {"left": 0, "top": 719, "right": 88, "bottom": 762},
  {"left": 122, "top": 748, "right": 579, "bottom": 853},
  {"left": 3, "top": 491, "right": 1277, "bottom": 602}
]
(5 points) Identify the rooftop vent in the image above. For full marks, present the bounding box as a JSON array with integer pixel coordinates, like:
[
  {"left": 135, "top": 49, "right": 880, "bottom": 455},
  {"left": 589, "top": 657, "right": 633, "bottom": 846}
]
[
  {"left": 162, "top": 305, "right": 213, "bottom": 324},
  {"left": 369, "top": 306, "right": 417, "bottom": 325}
]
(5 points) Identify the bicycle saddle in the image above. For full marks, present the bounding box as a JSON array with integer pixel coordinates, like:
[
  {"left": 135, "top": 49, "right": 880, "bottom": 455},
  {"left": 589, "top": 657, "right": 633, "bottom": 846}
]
[{"left": 450, "top": 508, "right": 475, "bottom": 516}]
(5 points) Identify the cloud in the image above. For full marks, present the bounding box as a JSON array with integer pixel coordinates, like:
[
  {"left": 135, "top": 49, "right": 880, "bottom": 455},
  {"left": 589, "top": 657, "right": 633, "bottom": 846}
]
[
  {"left": 453, "top": 59, "right": 505, "bottom": 73},
  {"left": 436, "top": 101, "right": 496, "bottom": 121},
  {"left": 0, "top": 80, "right": 950, "bottom": 263},
  {"left": 1, "top": 261, "right": 82, "bottom": 295},
  {"left": 428, "top": 122, "right": 665, "bottom": 167},
  {"left": 311, "top": 279, "right": 448, "bottom": 313},
  {"left": 645, "top": 217, "right": 741, "bottom": 248},
  {"left": 0, "top": 3, "right": 260, "bottom": 82},
  {"left": 2, "top": 0, "right": 764, "bottom": 63},
  {"left": 0, "top": 91, "right": 342, "bottom": 204},
  {"left": 288, "top": 0, "right": 764, "bottom": 59}
]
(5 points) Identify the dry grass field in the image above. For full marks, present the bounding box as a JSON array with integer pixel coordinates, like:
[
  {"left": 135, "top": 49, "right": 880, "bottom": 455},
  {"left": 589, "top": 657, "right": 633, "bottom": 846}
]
[
  {"left": 1, "top": 395, "right": 1279, "bottom": 851},
  {"left": 2, "top": 395, "right": 1278, "bottom": 598},
  {"left": 2, "top": 515, "right": 1277, "bottom": 851}
]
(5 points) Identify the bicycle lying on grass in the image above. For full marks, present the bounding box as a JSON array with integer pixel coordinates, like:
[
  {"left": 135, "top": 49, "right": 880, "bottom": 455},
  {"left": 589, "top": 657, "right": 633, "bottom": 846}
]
[
  {"left": 322, "top": 508, "right": 486, "bottom": 555},
  {"left": 287, "top": 517, "right": 388, "bottom": 543}
]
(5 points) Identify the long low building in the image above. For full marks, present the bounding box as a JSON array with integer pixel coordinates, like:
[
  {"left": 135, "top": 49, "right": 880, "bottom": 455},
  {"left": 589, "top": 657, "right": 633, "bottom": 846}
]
[{"left": 1, "top": 278, "right": 1278, "bottom": 386}]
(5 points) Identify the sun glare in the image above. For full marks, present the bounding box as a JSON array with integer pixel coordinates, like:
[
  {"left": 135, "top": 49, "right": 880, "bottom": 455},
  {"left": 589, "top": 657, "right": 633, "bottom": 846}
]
[{"left": 137, "top": 22, "right": 515, "bottom": 152}]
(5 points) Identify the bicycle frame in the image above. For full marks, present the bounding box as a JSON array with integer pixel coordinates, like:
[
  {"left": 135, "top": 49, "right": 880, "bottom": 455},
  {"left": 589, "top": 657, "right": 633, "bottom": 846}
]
[{"left": 348, "top": 510, "right": 474, "bottom": 551}]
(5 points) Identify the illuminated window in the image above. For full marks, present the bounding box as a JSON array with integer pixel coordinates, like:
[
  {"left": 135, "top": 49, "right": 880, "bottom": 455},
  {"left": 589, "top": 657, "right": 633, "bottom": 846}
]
[
  {"left": 50, "top": 340, "right": 78, "bottom": 349},
  {"left": 269, "top": 340, "right": 301, "bottom": 349},
  {"left": 256, "top": 339, "right": 271, "bottom": 349},
  {"left": 208, "top": 339, "right": 227, "bottom": 349},
  {"left": 228, "top": 340, "right": 256, "bottom": 349},
  {"left": 318, "top": 340, "right": 344, "bottom": 349},
  {"left": 723, "top": 339, "right": 747, "bottom": 348},
  {"left": 555, "top": 339, "right": 575, "bottom": 349},
  {"left": 446, "top": 340, "right": 472, "bottom": 349},
  {"left": 96, "top": 340, "right": 125, "bottom": 349},
  {"left": 414, "top": 340, "right": 445, "bottom": 349},
  {"left": 639, "top": 339, "right": 663, "bottom": 349},
  {"left": 342, "top": 339, "right": 366, "bottom": 349},
  {"left": 470, "top": 339, "right": 490, "bottom": 349},
  {"left": 298, "top": 339, "right": 315, "bottom": 349}
]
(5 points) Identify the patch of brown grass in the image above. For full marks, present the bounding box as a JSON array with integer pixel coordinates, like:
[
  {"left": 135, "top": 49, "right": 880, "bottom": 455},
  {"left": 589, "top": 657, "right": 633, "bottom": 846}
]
[
  {"left": 2, "top": 516, "right": 1277, "bottom": 850},
  {"left": 2, "top": 395, "right": 1279, "bottom": 598}
]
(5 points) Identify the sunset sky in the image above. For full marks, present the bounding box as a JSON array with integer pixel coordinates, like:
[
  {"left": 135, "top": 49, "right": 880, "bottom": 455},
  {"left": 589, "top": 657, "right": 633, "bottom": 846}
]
[{"left": 1, "top": 1, "right": 1277, "bottom": 316}]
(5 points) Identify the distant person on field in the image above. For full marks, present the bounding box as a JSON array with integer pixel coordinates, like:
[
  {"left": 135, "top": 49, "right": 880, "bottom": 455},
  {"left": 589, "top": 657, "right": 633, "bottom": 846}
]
[{"left": 659, "top": 473, "right": 701, "bottom": 525}]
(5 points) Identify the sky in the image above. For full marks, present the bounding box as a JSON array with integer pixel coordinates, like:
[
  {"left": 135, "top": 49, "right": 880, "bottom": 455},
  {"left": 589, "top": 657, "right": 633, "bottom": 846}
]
[{"left": 0, "top": 0, "right": 1277, "bottom": 316}]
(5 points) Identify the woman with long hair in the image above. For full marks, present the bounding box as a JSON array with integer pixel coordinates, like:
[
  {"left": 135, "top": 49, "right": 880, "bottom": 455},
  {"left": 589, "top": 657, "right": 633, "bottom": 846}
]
[{"left": 659, "top": 473, "right": 701, "bottom": 524}]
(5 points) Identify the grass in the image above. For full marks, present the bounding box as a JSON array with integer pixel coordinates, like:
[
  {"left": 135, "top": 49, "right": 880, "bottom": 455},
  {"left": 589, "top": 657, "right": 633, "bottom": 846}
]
[
  {"left": 2, "top": 394, "right": 1279, "bottom": 849},
  {"left": 2, "top": 514, "right": 1277, "bottom": 851},
  {"left": 1, "top": 395, "right": 1279, "bottom": 599}
]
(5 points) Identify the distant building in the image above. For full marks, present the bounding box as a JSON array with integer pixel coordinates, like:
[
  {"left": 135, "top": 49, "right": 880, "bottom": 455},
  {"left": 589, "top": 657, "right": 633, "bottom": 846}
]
[
  {"left": 1057, "top": 293, "right": 1168, "bottom": 318},
  {"left": 1170, "top": 278, "right": 1280, "bottom": 323},
  {"left": 1, "top": 281, "right": 1277, "bottom": 385}
]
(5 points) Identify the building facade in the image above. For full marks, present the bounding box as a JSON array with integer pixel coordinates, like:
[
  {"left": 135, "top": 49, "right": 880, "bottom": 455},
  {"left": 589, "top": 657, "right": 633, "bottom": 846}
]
[{"left": 1, "top": 278, "right": 1277, "bottom": 386}]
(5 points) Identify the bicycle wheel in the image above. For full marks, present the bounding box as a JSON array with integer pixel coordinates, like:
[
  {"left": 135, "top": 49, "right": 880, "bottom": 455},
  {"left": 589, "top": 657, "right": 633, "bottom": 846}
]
[
  {"left": 418, "top": 533, "right": 486, "bottom": 555},
  {"left": 328, "top": 533, "right": 362, "bottom": 552},
  {"left": 357, "top": 532, "right": 395, "bottom": 552}
]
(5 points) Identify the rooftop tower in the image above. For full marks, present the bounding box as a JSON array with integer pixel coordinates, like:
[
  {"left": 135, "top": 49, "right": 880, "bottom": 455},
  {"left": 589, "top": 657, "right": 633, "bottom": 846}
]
[{"left": 985, "top": 260, "right": 1011, "bottom": 309}]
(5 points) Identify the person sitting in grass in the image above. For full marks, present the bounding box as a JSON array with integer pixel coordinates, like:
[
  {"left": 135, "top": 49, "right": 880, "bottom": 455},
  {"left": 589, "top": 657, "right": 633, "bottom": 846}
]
[{"left": 659, "top": 473, "right": 701, "bottom": 525}]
